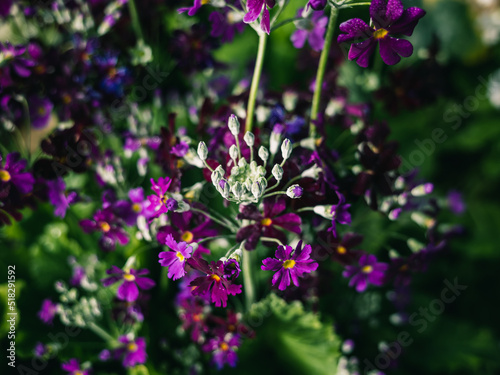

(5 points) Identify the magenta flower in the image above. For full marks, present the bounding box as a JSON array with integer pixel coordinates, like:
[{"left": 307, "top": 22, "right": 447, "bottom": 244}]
[
  {"left": 147, "top": 176, "right": 175, "bottom": 217},
  {"left": 0, "top": 0, "right": 13, "bottom": 17},
  {"left": 243, "top": 0, "right": 276, "bottom": 35},
  {"left": 187, "top": 258, "right": 242, "bottom": 307},
  {"left": 61, "top": 358, "right": 90, "bottom": 375},
  {"left": 0, "top": 152, "right": 35, "bottom": 195},
  {"left": 261, "top": 241, "right": 318, "bottom": 291},
  {"left": 128, "top": 187, "right": 155, "bottom": 219},
  {"left": 102, "top": 266, "right": 156, "bottom": 302},
  {"left": 337, "top": 0, "right": 426, "bottom": 67},
  {"left": 291, "top": 9, "right": 328, "bottom": 52},
  {"left": 157, "top": 211, "right": 218, "bottom": 256},
  {"left": 80, "top": 209, "right": 129, "bottom": 251},
  {"left": 38, "top": 299, "right": 58, "bottom": 325},
  {"left": 47, "top": 178, "right": 78, "bottom": 218},
  {"left": 209, "top": 9, "right": 245, "bottom": 43},
  {"left": 178, "top": 0, "right": 207, "bottom": 16},
  {"left": 203, "top": 334, "right": 241, "bottom": 369},
  {"left": 158, "top": 234, "right": 193, "bottom": 280},
  {"left": 116, "top": 336, "right": 147, "bottom": 368},
  {"left": 342, "top": 254, "right": 388, "bottom": 292},
  {"left": 29, "top": 96, "right": 53, "bottom": 129}
]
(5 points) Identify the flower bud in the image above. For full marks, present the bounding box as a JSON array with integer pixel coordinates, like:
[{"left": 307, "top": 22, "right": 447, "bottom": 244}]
[
  {"left": 229, "top": 144, "right": 238, "bottom": 160},
  {"left": 219, "top": 179, "right": 230, "bottom": 199},
  {"left": 411, "top": 183, "right": 433, "bottom": 197},
  {"left": 272, "top": 164, "right": 283, "bottom": 181},
  {"left": 243, "top": 131, "right": 255, "bottom": 147},
  {"left": 251, "top": 181, "right": 263, "bottom": 199},
  {"left": 228, "top": 114, "right": 240, "bottom": 136},
  {"left": 238, "top": 158, "right": 247, "bottom": 168},
  {"left": 197, "top": 141, "right": 208, "bottom": 161},
  {"left": 258, "top": 146, "right": 269, "bottom": 162},
  {"left": 281, "top": 138, "right": 292, "bottom": 160},
  {"left": 270, "top": 124, "right": 284, "bottom": 155},
  {"left": 313, "top": 205, "right": 334, "bottom": 219},
  {"left": 286, "top": 184, "right": 303, "bottom": 199},
  {"left": 232, "top": 182, "right": 243, "bottom": 200},
  {"left": 211, "top": 169, "right": 222, "bottom": 186},
  {"left": 308, "top": 0, "right": 327, "bottom": 11}
]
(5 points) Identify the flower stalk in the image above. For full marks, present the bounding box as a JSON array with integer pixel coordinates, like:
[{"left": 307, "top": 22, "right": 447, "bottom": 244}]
[{"left": 245, "top": 32, "right": 268, "bottom": 132}]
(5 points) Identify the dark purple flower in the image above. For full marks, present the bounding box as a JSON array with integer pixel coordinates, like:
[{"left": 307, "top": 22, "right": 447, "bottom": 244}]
[
  {"left": 203, "top": 334, "right": 240, "bottom": 369},
  {"left": 261, "top": 241, "right": 318, "bottom": 291},
  {"left": 447, "top": 190, "right": 465, "bottom": 215},
  {"left": 61, "top": 358, "right": 90, "bottom": 375},
  {"left": 171, "top": 140, "right": 189, "bottom": 157},
  {"left": 147, "top": 177, "right": 173, "bottom": 217},
  {"left": 157, "top": 210, "right": 218, "bottom": 256},
  {"left": 307, "top": 0, "right": 327, "bottom": 11},
  {"left": 187, "top": 258, "right": 242, "bottom": 307},
  {"left": 237, "top": 197, "right": 302, "bottom": 250},
  {"left": 224, "top": 259, "right": 241, "bottom": 280},
  {"left": 47, "top": 178, "right": 78, "bottom": 218},
  {"left": 102, "top": 266, "right": 155, "bottom": 302},
  {"left": 178, "top": 0, "right": 207, "bottom": 16},
  {"left": 158, "top": 234, "right": 193, "bottom": 280},
  {"left": 116, "top": 336, "right": 147, "bottom": 368},
  {"left": 337, "top": 0, "right": 426, "bottom": 67},
  {"left": 0, "top": 152, "right": 35, "bottom": 195},
  {"left": 0, "top": 0, "right": 13, "bottom": 17},
  {"left": 0, "top": 42, "right": 34, "bottom": 86},
  {"left": 343, "top": 254, "right": 388, "bottom": 292},
  {"left": 38, "top": 299, "right": 58, "bottom": 325},
  {"left": 291, "top": 9, "right": 328, "bottom": 52},
  {"left": 243, "top": 0, "right": 276, "bottom": 35},
  {"left": 29, "top": 97, "right": 53, "bottom": 129},
  {"left": 209, "top": 9, "right": 245, "bottom": 43},
  {"left": 328, "top": 191, "right": 352, "bottom": 237},
  {"left": 128, "top": 187, "right": 155, "bottom": 219},
  {"left": 80, "top": 209, "right": 129, "bottom": 251},
  {"left": 34, "top": 342, "right": 47, "bottom": 358}
]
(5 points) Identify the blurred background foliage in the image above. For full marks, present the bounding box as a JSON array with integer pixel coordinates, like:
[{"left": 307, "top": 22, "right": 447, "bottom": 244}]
[{"left": 1, "top": 0, "right": 500, "bottom": 374}]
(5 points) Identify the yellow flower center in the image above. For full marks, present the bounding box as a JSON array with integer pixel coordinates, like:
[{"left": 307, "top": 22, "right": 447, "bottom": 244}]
[
  {"left": 283, "top": 260, "right": 296, "bottom": 269},
  {"left": 123, "top": 273, "right": 136, "bottom": 282},
  {"left": 399, "top": 264, "right": 409, "bottom": 272},
  {"left": 75, "top": 371, "right": 84, "bottom": 375},
  {"left": 37, "top": 106, "right": 47, "bottom": 116},
  {"left": 201, "top": 0, "right": 210, "bottom": 4},
  {"left": 127, "top": 343, "right": 138, "bottom": 352},
  {"left": 373, "top": 28, "right": 389, "bottom": 40},
  {"left": 211, "top": 274, "right": 221, "bottom": 282},
  {"left": 362, "top": 265, "right": 373, "bottom": 274},
  {"left": 132, "top": 203, "right": 142, "bottom": 213},
  {"left": 62, "top": 94, "right": 72, "bottom": 104},
  {"left": 337, "top": 246, "right": 347, "bottom": 254},
  {"left": 181, "top": 231, "right": 194, "bottom": 243},
  {"left": 176, "top": 251, "right": 185, "bottom": 262},
  {"left": 424, "top": 218, "right": 436, "bottom": 228},
  {"left": 261, "top": 218, "right": 273, "bottom": 227},
  {"left": 220, "top": 342, "right": 229, "bottom": 351},
  {"left": 99, "top": 221, "right": 111, "bottom": 233},
  {"left": 193, "top": 313, "right": 203, "bottom": 322},
  {"left": 0, "top": 170, "right": 11, "bottom": 182}
]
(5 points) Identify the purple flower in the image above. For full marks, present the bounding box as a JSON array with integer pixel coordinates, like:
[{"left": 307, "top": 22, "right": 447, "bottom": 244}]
[
  {"left": 337, "top": 0, "right": 426, "bottom": 67},
  {"left": 0, "top": 152, "right": 35, "bottom": 195},
  {"left": 128, "top": 187, "right": 155, "bottom": 219},
  {"left": 243, "top": 0, "right": 276, "bottom": 35},
  {"left": 178, "top": 0, "right": 207, "bottom": 16},
  {"left": 61, "top": 358, "right": 90, "bottom": 375},
  {"left": 447, "top": 190, "right": 465, "bottom": 215},
  {"left": 47, "top": 178, "right": 78, "bottom": 218},
  {"left": 38, "top": 299, "right": 58, "bottom": 325},
  {"left": 147, "top": 177, "right": 173, "bottom": 217},
  {"left": 307, "top": 0, "right": 327, "bottom": 11},
  {"left": 29, "top": 97, "right": 53, "bottom": 129},
  {"left": 237, "top": 197, "right": 302, "bottom": 250},
  {"left": 80, "top": 209, "right": 129, "bottom": 251},
  {"left": 0, "top": 0, "right": 13, "bottom": 17},
  {"left": 0, "top": 43, "right": 34, "bottom": 87},
  {"left": 116, "top": 336, "right": 147, "bottom": 368},
  {"left": 34, "top": 342, "right": 47, "bottom": 358},
  {"left": 187, "top": 258, "right": 242, "bottom": 307},
  {"left": 291, "top": 9, "right": 328, "bottom": 52},
  {"left": 158, "top": 234, "right": 193, "bottom": 280},
  {"left": 102, "top": 266, "right": 155, "bottom": 302},
  {"left": 203, "top": 334, "right": 240, "bottom": 369},
  {"left": 171, "top": 140, "right": 189, "bottom": 157},
  {"left": 209, "top": 9, "right": 245, "bottom": 43},
  {"left": 342, "top": 254, "right": 388, "bottom": 292},
  {"left": 156, "top": 210, "right": 218, "bottom": 256},
  {"left": 261, "top": 241, "right": 318, "bottom": 291},
  {"left": 328, "top": 191, "right": 352, "bottom": 237}
]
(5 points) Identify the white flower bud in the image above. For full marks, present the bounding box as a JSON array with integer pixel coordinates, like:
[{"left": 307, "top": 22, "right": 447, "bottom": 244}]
[
  {"left": 197, "top": 141, "right": 208, "bottom": 161},
  {"left": 258, "top": 146, "right": 269, "bottom": 162},
  {"left": 211, "top": 169, "right": 222, "bottom": 186},
  {"left": 272, "top": 164, "right": 283, "bottom": 181},
  {"left": 286, "top": 184, "right": 303, "bottom": 199},
  {"left": 281, "top": 138, "right": 292, "bottom": 160},
  {"left": 232, "top": 182, "right": 243, "bottom": 200},
  {"left": 229, "top": 145, "right": 238, "bottom": 160},
  {"left": 251, "top": 181, "right": 263, "bottom": 199},
  {"left": 228, "top": 114, "right": 240, "bottom": 135},
  {"left": 243, "top": 131, "right": 255, "bottom": 147}
]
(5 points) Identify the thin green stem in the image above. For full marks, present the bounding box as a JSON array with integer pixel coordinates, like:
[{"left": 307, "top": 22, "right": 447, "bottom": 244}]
[
  {"left": 272, "top": 17, "right": 302, "bottom": 32},
  {"left": 271, "top": 0, "right": 290, "bottom": 27},
  {"left": 339, "top": 2, "right": 372, "bottom": 8},
  {"left": 245, "top": 32, "right": 268, "bottom": 132},
  {"left": 242, "top": 245, "right": 255, "bottom": 310},
  {"left": 197, "top": 234, "right": 236, "bottom": 245},
  {"left": 297, "top": 207, "right": 316, "bottom": 213},
  {"left": 191, "top": 207, "right": 236, "bottom": 232},
  {"left": 262, "top": 190, "right": 286, "bottom": 199},
  {"left": 88, "top": 322, "right": 116, "bottom": 345},
  {"left": 309, "top": 6, "right": 338, "bottom": 138},
  {"left": 261, "top": 237, "right": 284, "bottom": 246},
  {"left": 128, "top": 0, "right": 144, "bottom": 41}
]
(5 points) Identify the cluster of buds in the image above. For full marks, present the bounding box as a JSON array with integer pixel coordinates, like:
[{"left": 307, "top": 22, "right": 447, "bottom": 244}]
[
  {"left": 55, "top": 281, "right": 102, "bottom": 327},
  {"left": 197, "top": 115, "right": 301, "bottom": 204}
]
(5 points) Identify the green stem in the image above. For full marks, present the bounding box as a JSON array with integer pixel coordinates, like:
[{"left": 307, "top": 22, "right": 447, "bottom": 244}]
[
  {"left": 197, "top": 234, "right": 236, "bottom": 244},
  {"left": 309, "top": 5, "right": 338, "bottom": 138},
  {"left": 128, "top": 0, "right": 144, "bottom": 41},
  {"left": 262, "top": 190, "right": 286, "bottom": 199},
  {"left": 191, "top": 207, "right": 237, "bottom": 232},
  {"left": 272, "top": 17, "right": 302, "bottom": 32},
  {"left": 245, "top": 32, "right": 268, "bottom": 132},
  {"left": 261, "top": 236, "right": 284, "bottom": 246},
  {"left": 242, "top": 246, "right": 255, "bottom": 310},
  {"left": 88, "top": 322, "right": 116, "bottom": 345}
]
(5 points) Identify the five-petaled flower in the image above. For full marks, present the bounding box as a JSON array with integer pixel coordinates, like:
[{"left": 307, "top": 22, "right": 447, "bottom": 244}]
[
  {"left": 148, "top": 177, "right": 176, "bottom": 217},
  {"left": 101, "top": 266, "right": 156, "bottom": 302},
  {"left": 342, "top": 254, "right": 388, "bottom": 292},
  {"left": 243, "top": 0, "right": 276, "bottom": 35},
  {"left": 61, "top": 358, "right": 90, "bottom": 375},
  {"left": 202, "top": 333, "right": 241, "bottom": 369},
  {"left": 261, "top": 241, "right": 318, "bottom": 291},
  {"left": 158, "top": 233, "right": 194, "bottom": 280},
  {"left": 115, "top": 336, "right": 147, "bottom": 368},
  {"left": 337, "top": 0, "right": 426, "bottom": 67}
]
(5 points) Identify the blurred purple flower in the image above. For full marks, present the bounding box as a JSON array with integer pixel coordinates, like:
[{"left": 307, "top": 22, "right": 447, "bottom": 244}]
[
  {"left": 158, "top": 234, "right": 193, "bottom": 280},
  {"left": 61, "top": 358, "right": 90, "bottom": 375},
  {"left": 38, "top": 299, "right": 58, "bottom": 325},
  {"left": 47, "top": 178, "right": 78, "bottom": 218},
  {"left": 343, "top": 254, "right": 388, "bottom": 292},
  {"left": 291, "top": 9, "right": 328, "bottom": 52},
  {"left": 243, "top": 0, "right": 276, "bottom": 35},
  {"left": 203, "top": 334, "right": 240, "bottom": 369},
  {"left": 102, "top": 266, "right": 155, "bottom": 302}
]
